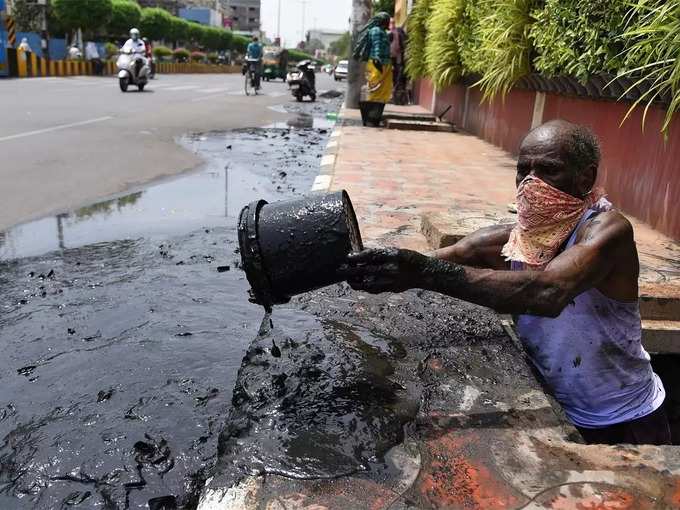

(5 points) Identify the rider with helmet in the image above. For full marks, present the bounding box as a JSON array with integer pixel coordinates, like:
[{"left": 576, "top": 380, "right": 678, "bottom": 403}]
[{"left": 122, "top": 28, "right": 147, "bottom": 77}]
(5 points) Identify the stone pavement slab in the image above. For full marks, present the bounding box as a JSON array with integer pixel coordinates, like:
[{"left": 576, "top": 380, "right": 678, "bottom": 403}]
[{"left": 331, "top": 106, "right": 680, "bottom": 319}]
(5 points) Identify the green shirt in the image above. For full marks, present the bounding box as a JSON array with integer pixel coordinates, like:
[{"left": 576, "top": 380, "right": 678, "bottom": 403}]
[{"left": 369, "top": 27, "right": 391, "bottom": 65}]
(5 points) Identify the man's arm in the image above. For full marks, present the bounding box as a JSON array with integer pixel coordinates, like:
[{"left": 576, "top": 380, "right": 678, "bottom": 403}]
[
  {"left": 431, "top": 224, "right": 513, "bottom": 270},
  {"left": 342, "top": 211, "right": 636, "bottom": 317}
]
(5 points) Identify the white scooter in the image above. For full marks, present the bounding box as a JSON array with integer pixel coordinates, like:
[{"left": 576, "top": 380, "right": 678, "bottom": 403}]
[{"left": 117, "top": 49, "right": 150, "bottom": 92}]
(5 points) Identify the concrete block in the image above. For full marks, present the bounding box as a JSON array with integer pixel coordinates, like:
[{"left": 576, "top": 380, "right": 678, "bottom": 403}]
[
  {"left": 642, "top": 320, "right": 680, "bottom": 353},
  {"left": 420, "top": 211, "right": 514, "bottom": 249}
]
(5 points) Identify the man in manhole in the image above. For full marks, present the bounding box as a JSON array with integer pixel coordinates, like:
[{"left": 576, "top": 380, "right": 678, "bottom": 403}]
[{"left": 342, "top": 119, "right": 671, "bottom": 446}]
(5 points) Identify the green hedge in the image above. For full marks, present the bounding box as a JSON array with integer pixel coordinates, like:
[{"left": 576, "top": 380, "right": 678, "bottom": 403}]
[
  {"left": 530, "top": 0, "right": 631, "bottom": 82},
  {"left": 424, "top": 0, "right": 465, "bottom": 90},
  {"left": 405, "top": 0, "right": 431, "bottom": 80},
  {"left": 407, "top": 0, "right": 680, "bottom": 133},
  {"left": 288, "top": 49, "right": 314, "bottom": 62}
]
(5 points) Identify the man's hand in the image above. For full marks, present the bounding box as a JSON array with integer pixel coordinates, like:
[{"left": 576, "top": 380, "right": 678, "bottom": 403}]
[
  {"left": 372, "top": 59, "right": 383, "bottom": 73},
  {"left": 338, "top": 248, "right": 430, "bottom": 294}
]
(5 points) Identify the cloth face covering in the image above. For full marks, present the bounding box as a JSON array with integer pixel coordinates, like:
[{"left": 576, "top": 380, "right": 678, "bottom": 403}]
[{"left": 502, "top": 176, "right": 605, "bottom": 268}]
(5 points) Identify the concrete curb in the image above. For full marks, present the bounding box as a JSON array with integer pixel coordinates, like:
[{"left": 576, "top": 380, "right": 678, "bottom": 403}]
[{"left": 310, "top": 105, "right": 345, "bottom": 192}]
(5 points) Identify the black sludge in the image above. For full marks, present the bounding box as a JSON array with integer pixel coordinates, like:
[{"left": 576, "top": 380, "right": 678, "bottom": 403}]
[
  {"left": 214, "top": 310, "right": 419, "bottom": 483},
  {"left": 239, "top": 191, "right": 364, "bottom": 308}
]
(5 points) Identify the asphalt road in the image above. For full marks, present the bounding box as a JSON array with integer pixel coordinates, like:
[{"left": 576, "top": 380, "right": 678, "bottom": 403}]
[{"left": 0, "top": 72, "right": 337, "bottom": 231}]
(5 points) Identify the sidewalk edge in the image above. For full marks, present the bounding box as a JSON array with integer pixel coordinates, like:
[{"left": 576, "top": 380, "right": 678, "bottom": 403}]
[{"left": 310, "top": 104, "right": 345, "bottom": 192}]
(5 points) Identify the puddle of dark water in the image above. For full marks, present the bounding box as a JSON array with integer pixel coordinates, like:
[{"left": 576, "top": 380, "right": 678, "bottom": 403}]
[
  {"left": 0, "top": 97, "right": 343, "bottom": 509},
  {"left": 265, "top": 107, "right": 336, "bottom": 130},
  {"left": 0, "top": 127, "right": 328, "bottom": 262}
]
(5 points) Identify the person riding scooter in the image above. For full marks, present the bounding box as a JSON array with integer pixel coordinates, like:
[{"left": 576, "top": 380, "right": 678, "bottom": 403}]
[
  {"left": 117, "top": 28, "right": 150, "bottom": 92},
  {"left": 287, "top": 60, "right": 316, "bottom": 102},
  {"left": 122, "top": 28, "right": 147, "bottom": 78}
]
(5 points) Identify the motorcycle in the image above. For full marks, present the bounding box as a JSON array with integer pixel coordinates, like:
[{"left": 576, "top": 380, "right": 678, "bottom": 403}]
[
  {"left": 117, "top": 49, "right": 150, "bottom": 92},
  {"left": 286, "top": 60, "right": 316, "bottom": 102}
]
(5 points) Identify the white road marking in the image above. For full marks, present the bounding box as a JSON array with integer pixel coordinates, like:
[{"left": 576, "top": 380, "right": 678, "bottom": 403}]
[
  {"left": 311, "top": 175, "right": 332, "bottom": 191},
  {"left": 197, "top": 87, "right": 227, "bottom": 94},
  {"left": 191, "top": 92, "right": 231, "bottom": 103},
  {"left": 165, "top": 85, "right": 200, "bottom": 91},
  {"left": 0, "top": 116, "right": 113, "bottom": 143},
  {"left": 320, "top": 154, "right": 336, "bottom": 167}
]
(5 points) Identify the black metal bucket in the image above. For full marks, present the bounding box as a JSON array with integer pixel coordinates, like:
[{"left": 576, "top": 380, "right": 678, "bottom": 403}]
[
  {"left": 359, "top": 101, "right": 386, "bottom": 127},
  {"left": 238, "top": 191, "right": 364, "bottom": 307}
]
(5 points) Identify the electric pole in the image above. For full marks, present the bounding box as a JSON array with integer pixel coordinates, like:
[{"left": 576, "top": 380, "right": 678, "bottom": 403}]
[
  {"left": 347, "top": 0, "right": 372, "bottom": 109},
  {"left": 277, "top": 0, "right": 281, "bottom": 41},
  {"left": 300, "top": 0, "right": 307, "bottom": 46}
]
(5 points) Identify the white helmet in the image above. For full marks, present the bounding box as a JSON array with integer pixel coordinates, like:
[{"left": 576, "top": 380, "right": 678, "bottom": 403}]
[{"left": 130, "top": 28, "right": 140, "bottom": 40}]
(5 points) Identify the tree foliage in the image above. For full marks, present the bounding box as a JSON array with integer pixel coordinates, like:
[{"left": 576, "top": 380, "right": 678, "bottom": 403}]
[
  {"left": 617, "top": 0, "right": 680, "bottom": 133},
  {"left": 424, "top": 0, "right": 465, "bottom": 90},
  {"left": 530, "top": 0, "right": 631, "bottom": 82},
  {"left": 405, "top": 0, "right": 432, "bottom": 79},
  {"left": 306, "top": 38, "right": 325, "bottom": 54},
  {"left": 53, "top": 0, "right": 113, "bottom": 32},
  {"left": 329, "top": 32, "right": 351, "bottom": 58},
  {"left": 474, "top": 0, "right": 537, "bottom": 99},
  {"left": 11, "top": 0, "right": 44, "bottom": 32},
  {"left": 139, "top": 7, "right": 172, "bottom": 42},
  {"left": 407, "top": 0, "right": 680, "bottom": 133},
  {"left": 108, "top": 0, "right": 142, "bottom": 37}
]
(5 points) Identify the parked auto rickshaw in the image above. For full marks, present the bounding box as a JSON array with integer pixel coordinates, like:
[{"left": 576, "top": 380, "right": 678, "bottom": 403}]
[{"left": 263, "top": 47, "right": 289, "bottom": 82}]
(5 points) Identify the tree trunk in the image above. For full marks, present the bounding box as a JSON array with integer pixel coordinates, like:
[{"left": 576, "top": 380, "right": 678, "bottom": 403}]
[{"left": 347, "top": 0, "right": 372, "bottom": 109}]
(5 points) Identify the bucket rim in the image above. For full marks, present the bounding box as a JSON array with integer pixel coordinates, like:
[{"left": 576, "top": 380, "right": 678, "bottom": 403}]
[
  {"left": 339, "top": 189, "right": 364, "bottom": 253},
  {"left": 238, "top": 199, "right": 276, "bottom": 307}
]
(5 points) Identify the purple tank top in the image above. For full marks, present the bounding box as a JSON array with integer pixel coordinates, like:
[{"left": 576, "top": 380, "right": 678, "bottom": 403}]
[{"left": 512, "top": 209, "right": 665, "bottom": 428}]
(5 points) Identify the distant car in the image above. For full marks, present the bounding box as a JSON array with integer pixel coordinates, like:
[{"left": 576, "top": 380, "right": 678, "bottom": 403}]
[
  {"left": 334, "top": 60, "right": 348, "bottom": 81},
  {"left": 323, "top": 64, "right": 334, "bottom": 74}
]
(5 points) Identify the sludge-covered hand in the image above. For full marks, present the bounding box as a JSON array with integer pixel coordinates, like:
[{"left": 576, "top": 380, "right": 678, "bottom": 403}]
[{"left": 337, "top": 248, "right": 431, "bottom": 294}]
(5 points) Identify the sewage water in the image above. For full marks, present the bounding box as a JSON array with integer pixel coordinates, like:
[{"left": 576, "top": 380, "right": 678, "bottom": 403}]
[{"left": 0, "top": 101, "right": 355, "bottom": 508}]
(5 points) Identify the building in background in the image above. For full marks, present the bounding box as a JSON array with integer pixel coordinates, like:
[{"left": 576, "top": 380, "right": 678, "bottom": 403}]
[
  {"left": 138, "top": 0, "right": 223, "bottom": 16},
  {"left": 306, "top": 28, "right": 345, "bottom": 50},
  {"left": 179, "top": 6, "right": 223, "bottom": 27},
  {"left": 221, "top": 0, "right": 260, "bottom": 34}
]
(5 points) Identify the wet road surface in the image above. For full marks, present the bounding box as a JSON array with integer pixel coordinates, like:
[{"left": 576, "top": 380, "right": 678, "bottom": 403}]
[
  {"left": 0, "top": 73, "right": 339, "bottom": 232},
  {"left": 0, "top": 96, "right": 341, "bottom": 508}
]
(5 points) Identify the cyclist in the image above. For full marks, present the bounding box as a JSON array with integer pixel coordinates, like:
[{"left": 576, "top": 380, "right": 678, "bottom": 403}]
[{"left": 246, "top": 36, "right": 263, "bottom": 90}]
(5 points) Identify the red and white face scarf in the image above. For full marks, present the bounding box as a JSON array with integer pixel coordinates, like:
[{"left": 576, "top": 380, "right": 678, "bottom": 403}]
[{"left": 501, "top": 176, "right": 607, "bottom": 269}]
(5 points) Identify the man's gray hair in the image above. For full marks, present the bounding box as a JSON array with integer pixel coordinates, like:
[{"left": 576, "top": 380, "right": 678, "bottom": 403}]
[{"left": 563, "top": 124, "right": 601, "bottom": 174}]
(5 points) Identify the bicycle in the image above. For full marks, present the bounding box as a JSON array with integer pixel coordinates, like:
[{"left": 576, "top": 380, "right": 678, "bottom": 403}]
[{"left": 244, "top": 58, "right": 261, "bottom": 96}]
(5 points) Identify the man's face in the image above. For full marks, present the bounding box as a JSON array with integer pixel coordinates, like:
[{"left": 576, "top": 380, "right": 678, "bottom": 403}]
[{"left": 516, "top": 126, "right": 594, "bottom": 198}]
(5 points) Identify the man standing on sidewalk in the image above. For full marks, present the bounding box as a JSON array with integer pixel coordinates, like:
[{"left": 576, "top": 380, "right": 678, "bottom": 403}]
[{"left": 341, "top": 120, "right": 671, "bottom": 446}]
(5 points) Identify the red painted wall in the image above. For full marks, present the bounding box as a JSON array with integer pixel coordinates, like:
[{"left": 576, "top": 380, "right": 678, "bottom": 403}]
[
  {"left": 415, "top": 79, "right": 680, "bottom": 240},
  {"left": 432, "top": 83, "right": 466, "bottom": 127},
  {"left": 464, "top": 87, "right": 535, "bottom": 155},
  {"left": 542, "top": 95, "right": 680, "bottom": 240}
]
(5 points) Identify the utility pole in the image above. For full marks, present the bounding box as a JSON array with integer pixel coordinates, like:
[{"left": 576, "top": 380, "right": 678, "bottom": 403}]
[
  {"left": 300, "top": 0, "right": 307, "bottom": 46},
  {"left": 277, "top": 0, "right": 281, "bottom": 41},
  {"left": 347, "top": 0, "right": 372, "bottom": 109}
]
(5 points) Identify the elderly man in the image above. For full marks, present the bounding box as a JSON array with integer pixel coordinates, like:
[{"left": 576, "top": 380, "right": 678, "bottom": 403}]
[{"left": 342, "top": 120, "right": 670, "bottom": 445}]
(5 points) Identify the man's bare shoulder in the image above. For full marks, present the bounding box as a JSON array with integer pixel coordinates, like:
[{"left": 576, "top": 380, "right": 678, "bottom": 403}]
[{"left": 575, "top": 209, "right": 634, "bottom": 248}]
